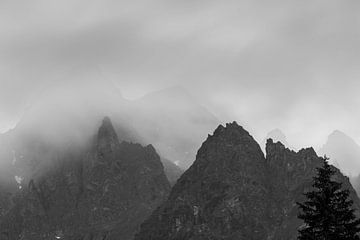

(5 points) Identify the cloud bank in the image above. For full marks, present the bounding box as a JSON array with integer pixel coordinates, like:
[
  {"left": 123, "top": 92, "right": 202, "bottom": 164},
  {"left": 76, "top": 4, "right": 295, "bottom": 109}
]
[{"left": 1, "top": 0, "right": 360, "bottom": 149}]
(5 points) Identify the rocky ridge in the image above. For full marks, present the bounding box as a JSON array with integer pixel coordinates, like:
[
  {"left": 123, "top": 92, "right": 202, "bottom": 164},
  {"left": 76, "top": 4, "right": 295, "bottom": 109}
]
[
  {"left": 135, "top": 122, "right": 360, "bottom": 240},
  {"left": 0, "top": 117, "right": 170, "bottom": 240}
]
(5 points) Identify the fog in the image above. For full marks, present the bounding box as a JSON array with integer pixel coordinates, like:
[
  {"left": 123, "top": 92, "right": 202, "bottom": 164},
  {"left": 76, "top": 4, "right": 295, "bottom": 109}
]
[
  {"left": 0, "top": 70, "right": 220, "bottom": 175},
  {"left": 1, "top": 0, "right": 360, "bottom": 165}
]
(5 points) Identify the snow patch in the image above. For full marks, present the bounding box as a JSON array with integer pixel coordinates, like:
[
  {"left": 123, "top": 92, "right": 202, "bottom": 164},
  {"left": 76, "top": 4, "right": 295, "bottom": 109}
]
[{"left": 15, "top": 175, "right": 23, "bottom": 185}]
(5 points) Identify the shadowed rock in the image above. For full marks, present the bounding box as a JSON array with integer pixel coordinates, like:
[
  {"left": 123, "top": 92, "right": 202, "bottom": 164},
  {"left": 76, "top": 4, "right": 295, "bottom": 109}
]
[
  {"left": 134, "top": 123, "right": 360, "bottom": 240},
  {"left": 0, "top": 117, "right": 171, "bottom": 240}
]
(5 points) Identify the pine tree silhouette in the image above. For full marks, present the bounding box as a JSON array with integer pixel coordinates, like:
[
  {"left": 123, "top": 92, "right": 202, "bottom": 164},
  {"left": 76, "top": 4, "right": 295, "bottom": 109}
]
[{"left": 297, "top": 157, "right": 360, "bottom": 240}]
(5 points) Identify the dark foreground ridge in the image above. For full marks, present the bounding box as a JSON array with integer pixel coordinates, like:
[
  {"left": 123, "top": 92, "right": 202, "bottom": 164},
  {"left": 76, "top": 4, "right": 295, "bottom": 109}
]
[
  {"left": 0, "top": 117, "right": 171, "bottom": 240},
  {"left": 135, "top": 122, "right": 360, "bottom": 240}
]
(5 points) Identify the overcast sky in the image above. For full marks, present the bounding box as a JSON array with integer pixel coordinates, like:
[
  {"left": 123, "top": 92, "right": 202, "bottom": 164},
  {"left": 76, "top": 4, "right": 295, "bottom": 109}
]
[{"left": 1, "top": 0, "right": 360, "bottom": 149}]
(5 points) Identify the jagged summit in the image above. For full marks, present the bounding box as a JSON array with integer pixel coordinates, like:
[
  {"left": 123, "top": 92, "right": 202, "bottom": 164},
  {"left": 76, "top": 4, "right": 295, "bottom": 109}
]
[
  {"left": 135, "top": 122, "right": 360, "bottom": 240},
  {"left": 97, "top": 116, "right": 119, "bottom": 153},
  {"left": 208, "top": 121, "right": 257, "bottom": 146},
  {"left": 267, "top": 128, "right": 288, "bottom": 144},
  {"left": 262, "top": 128, "right": 291, "bottom": 152},
  {"left": 0, "top": 116, "right": 171, "bottom": 240},
  {"left": 196, "top": 122, "right": 265, "bottom": 169},
  {"left": 145, "top": 143, "right": 156, "bottom": 153},
  {"left": 212, "top": 121, "right": 244, "bottom": 134},
  {"left": 266, "top": 138, "right": 315, "bottom": 155},
  {"left": 98, "top": 117, "right": 118, "bottom": 141},
  {"left": 135, "top": 122, "right": 269, "bottom": 240}
]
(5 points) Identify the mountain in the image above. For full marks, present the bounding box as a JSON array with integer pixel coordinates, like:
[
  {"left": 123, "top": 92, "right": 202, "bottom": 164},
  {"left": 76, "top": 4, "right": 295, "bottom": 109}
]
[
  {"left": 130, "top": 86, "right": 220, "bottom": 169},
  {"left": 5, "top": 82, "right": 219, "bottom": 171},
  {"left": 134, "top": 122, "right": 360, "bottom": 240},
  {"left": 0, "top": 117, "right": 170, "bottom": 240},
  {"left": 264, "top": 139, "right": 359, "bottom": 239},
  {"left": 262, "top": 129, "right": 290, "bottom": 150},
  {"left": 0, "top": 82, "right": 218, "bottom": 184},
  {"left": 318, "top": 130, "right": 360, "bottom": 177}
]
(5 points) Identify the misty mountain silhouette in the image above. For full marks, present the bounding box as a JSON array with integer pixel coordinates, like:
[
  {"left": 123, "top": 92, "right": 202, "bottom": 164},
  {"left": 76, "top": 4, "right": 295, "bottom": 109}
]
[
  {"left": 131, "top": 86, "right": 219, "bottom": 169},
  {"left": 135, "top": 123, "right": 360, "bottom": 240},
  {"left": 161, "top": 158, "right": 184, "bottom": 186},
  {"left": 0, "top": 117, "right": 170, "bottom": 240},
  {"left": 262, "top": 128, "right": 291, "bottom": 151},
  {"left": 317, "top": 130, "right": 360, "bottom": 197},
  {"left": 6, "top": 82, "right": 218, "bottom": 172},
  {"left": 319, "top": 130, "right": 360, "bottom": 177}
]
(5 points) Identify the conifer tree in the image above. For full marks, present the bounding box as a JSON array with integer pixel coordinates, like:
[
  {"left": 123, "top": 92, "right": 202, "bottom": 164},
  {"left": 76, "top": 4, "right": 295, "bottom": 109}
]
[{"left": 297, "top": 157, "right": 360, "bottom": 240}]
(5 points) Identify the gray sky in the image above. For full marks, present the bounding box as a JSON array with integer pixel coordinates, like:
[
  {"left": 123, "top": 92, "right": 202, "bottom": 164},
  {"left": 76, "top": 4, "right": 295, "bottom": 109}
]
[{"left": 1, "top": 0, "right": 360, "bottom": 149}]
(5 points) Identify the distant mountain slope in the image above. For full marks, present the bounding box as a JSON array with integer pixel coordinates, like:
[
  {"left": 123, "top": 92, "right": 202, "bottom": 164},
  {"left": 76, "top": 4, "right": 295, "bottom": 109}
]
[
  {"left": 2, "top": 83, "right": 219, "bottom": 171},
  {"left": 318, "top": 130, "right": 360, "bottom": 177},
  {"left": 130, "top": 86, "right": 220, "bottom": 169},
  {"left": 161, "top": 158, "right": 184, "bottom": 186},
  {"left": 262, "top": 128, "right": 291, "bottom": 151},
  {"left": 135, "top": 123, "right": 360, "bottom": 240},
  {"left": 0, "top": 117, "right": 170, "bottom": 240}
]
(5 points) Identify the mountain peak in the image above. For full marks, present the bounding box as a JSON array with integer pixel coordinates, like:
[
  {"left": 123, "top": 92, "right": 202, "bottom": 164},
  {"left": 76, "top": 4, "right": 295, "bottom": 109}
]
[
  {"left": 319, "top": 129, "right": 360, "bottom": 177},
  {"left": 135, "top": 123, "right": 269, "bottom": 239},
  {"left": 0, "top": 115, "right": 171, "bottom": 239},
  {"left": 136, "top": 122, "right": 360, "bottom": 240},
  {"left": 97, "top": 116, "right": 119, "bottom": 153},
  {"left": 328, "top": 130, "right": 352, "bottom": 141},
  {"left": 266, "top": 138, "right": 316, "bottom": 158},
  {"left": 99, "top": 117, "right": 117, "bottom": 138},
  {"left": 322, "top": 129, "right": 359, "bottom": 152},
  {"left": 211, "top": 121, "right": 252, "bottom": 143},
  {"left": 184, "top": 122, "right": 266, "bottom": 187},
  {"left": 266, "top": 138, "right": 286, "bottom": 149},
  {"left": 264, "top": 128, "right": 290, "bottom": 149}
]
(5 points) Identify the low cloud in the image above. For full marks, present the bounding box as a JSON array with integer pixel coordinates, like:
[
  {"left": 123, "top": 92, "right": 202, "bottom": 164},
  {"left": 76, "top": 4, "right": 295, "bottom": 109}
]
[{"left": 1, "top": 0, "right": 360, "bottom": 148}]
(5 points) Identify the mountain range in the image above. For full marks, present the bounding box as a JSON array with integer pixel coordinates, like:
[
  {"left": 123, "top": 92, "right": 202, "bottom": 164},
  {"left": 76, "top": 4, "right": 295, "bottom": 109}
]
[
  {"left": 1, "top": 83, "right": 360, "bottom": 239},
  {"left": 1, "top": 118, "right": 359, "bottom": 239},
  {"left": 135, "top": 122, "right": 360, "bottom": 240},
  {"left": 10, "top": 82, "right": 218, "bottom": 171},
  {"left": 0, "top": 117, "right": 170, "bottom": 239}
]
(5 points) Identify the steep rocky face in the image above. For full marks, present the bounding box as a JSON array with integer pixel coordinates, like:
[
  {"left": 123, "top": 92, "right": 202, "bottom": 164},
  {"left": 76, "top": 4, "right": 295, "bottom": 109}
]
[
  {"left": 0, "top": 134, "right": 18, "bottom": 220},
  {"left": 135, "top": 123, "right": 360, "bottom": 240},
  {"left": 135, "top": 122, "right": 271, "bottom": 240},
  {"left": 266, "top": 139, "right": 360, "bottom": 239},
  {"left": 0, "top": 186, "right": 13, "bottom": 220},
  {"left": 262, "top": 128, "right": 291, "bottom": 151},
  {"left": 0, "top": 117, "right": 170, "bottom": 240}
]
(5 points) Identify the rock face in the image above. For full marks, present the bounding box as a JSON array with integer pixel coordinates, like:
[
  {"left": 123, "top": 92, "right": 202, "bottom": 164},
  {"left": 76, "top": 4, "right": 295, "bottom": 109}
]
[
  {"left": 262, "top": 128, "right": 291, "bottom": 151},
  {"left": 0, "top": 117, "right": 170, "bottom": 240},
  {"left": 135, "top": 122, "right": 360, "bottom": 240},
  {"left": 265, "top": 139, "right": 360, "bottom": 239}
]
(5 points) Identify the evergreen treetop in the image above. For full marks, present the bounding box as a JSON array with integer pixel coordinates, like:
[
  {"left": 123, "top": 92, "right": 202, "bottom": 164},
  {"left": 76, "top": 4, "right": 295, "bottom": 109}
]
[{"left": 297, "top": 157, "right": 360, "bottom": 240}]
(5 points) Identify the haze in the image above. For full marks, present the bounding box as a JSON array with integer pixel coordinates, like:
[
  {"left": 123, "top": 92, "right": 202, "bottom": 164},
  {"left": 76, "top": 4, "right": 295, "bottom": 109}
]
[{"left": 1, "top": 0, "right": 360, "bottom": 151}]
